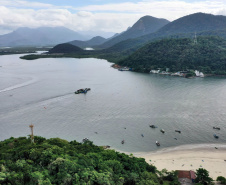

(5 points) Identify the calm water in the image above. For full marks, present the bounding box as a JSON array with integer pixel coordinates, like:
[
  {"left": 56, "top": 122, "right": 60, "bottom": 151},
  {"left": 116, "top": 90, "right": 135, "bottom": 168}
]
[{"left": 0, "top": 54, "right": 226, "bottom": 152}]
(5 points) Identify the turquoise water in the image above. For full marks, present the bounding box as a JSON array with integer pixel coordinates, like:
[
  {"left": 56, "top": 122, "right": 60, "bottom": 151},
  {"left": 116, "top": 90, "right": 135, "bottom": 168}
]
[{"left": 0, "top": 54, "right": 226, "bottom": 152}]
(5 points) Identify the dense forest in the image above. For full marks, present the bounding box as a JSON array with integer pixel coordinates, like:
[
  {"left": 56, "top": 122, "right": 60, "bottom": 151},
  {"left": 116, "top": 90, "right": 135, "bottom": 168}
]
[
  {"left": 0, "top": 136, "right": 180, "bottom": 185},
  {"left": 118, "top": 36, "right": 226, "bottom": 74},
  {"left": 21, "top": 36, "right": 226, "bottom": 75}
]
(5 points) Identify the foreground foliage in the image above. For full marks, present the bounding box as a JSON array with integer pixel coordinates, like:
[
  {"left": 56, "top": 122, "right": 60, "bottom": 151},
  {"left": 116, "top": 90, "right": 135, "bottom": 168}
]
[
  {"left": 216, "top": 176, "right": 226, "bottom": 184},
  {"left": 0, "top": 136, "right": 178, "bottom": 185},
  {"left": 195, "top": 168, "right": 213, "bottom": 185}
]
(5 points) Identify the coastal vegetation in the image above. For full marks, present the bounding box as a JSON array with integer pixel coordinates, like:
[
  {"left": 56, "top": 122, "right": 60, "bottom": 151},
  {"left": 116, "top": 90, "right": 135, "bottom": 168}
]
[
  {"left": 0, "top": 47, "right": 51, "bottom": 55},
  {"left": 21, "top": 36, "right": 226, "bottom": 75},
  {"left": 118, "top": 36, "right": 226, "bottom": 74},
  {"left": 195, "top": 168, "right": 213, "bottom": 185},
  {"left": 1, "top": 136, "right": 225, "bottom": 184},
  {"left": 0, "top": 136, "right": 179, "bottom": 185}
]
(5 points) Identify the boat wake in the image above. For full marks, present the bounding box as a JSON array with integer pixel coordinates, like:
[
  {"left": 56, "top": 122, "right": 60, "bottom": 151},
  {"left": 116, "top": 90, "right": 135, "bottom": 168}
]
[{"left": 0, "top": 77, "right": 37, "bottom": 93}]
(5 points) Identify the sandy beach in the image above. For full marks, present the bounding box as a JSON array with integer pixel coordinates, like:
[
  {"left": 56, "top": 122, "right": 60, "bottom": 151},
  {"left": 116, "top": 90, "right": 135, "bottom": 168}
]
[{"left": 132, "top": 144, "right": 226, "bottom": 180}]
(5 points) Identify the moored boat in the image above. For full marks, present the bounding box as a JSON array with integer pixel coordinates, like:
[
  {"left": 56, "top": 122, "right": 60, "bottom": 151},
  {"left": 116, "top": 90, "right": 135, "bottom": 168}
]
[
  {"left": 175, "top": 130, "right": 181, "bottom": 133},
  {"left": 213, "top": 127, "right": 220, "bottom": 130},
  {"left": 82, "top": 138, "right": 89, "bottom": 143},
  {"left": 156, "top": 141, "right": 160, "bottom": 146},
  {"left": 150, "top": 125, "right": 157, "bottom": 128},
  {"left": 213, "top": 134, "right": 219, "bottom": 139},
  {"left": 160, "top": 129, "right": 165, "bottom": 133},
  {"left": 121, "top": 140, "right": 125, "bottom": 144}
]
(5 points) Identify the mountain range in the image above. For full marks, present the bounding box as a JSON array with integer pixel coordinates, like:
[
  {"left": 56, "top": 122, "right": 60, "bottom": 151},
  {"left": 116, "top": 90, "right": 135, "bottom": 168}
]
[
  {"left": 102, "top": 13, "right": 226, "bottom": 54},
  {"left": 0, "top": 27, "right": 111, "bottom": 47},
  {"left": 97, "top": 16, "right": 169, "bottom": 49}
]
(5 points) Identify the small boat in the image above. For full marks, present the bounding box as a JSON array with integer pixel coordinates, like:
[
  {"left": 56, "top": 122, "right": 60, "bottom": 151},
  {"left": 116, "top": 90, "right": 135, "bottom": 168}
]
[
  {"left": 82, "top": 138, "right": 89, "bottom": 143},
  {"left": 213, "top": 134, "right": 219, "bottom": 139},
  {"left": 74, "top": 88, "right": 91, "bottom": 94},
  {"left": 213, "top": 127, "right": 220, "bottom": 130},
  {"left": 150, "top": 125, "right": 157, "bottom": 128},
  {"left": 160, "top": 129, "right": 165, "bottom": 133},
  {"left": 121, "top": 140, "right": 125, "bottom": 144},
  {"left": 156, "top": 141, "right": 160, "bottom": 146},
  {"left": 175, "top": 130, "right": 181, "bottom": 133},
  {"left": 141, "top": 134, "right": 144, "bottom": 137}
]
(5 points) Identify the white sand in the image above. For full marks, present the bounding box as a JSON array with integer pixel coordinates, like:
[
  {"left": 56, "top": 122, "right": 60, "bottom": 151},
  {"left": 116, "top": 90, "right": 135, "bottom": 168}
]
[{"left": 132, "top": 144, "right": 226, "bottom": 180}]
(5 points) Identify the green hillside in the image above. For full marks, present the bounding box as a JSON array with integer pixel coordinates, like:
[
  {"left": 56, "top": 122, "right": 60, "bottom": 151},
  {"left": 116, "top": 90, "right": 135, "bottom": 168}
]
[
  {"left": 118, "top": 37, "right": 226, "bottom": 74},
  {"left": 157, "top": 13, "right": 226, "bottom": 36},
  {"left": 0, "top": 136, "right": 179, "bottom": 185},
  {"left": 101, "top": 13, "right": 226, "bottom": 56},
  {"left": 69, "top": 36, "right": 107, "bottom": 48},
  {"left": 49, "top": 43, "right": 83, "bottom": 53}
]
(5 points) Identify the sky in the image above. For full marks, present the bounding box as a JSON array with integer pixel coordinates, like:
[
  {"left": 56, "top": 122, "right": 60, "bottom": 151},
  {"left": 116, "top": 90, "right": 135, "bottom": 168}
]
[{"left": 0, "top": 0, "right": 226, "bottom": 35}]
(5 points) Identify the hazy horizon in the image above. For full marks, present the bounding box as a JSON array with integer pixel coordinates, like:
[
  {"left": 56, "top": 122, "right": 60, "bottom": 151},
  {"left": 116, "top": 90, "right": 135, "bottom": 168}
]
[{"left": 0, "top": 0, "right": 226, "bottom": 35}]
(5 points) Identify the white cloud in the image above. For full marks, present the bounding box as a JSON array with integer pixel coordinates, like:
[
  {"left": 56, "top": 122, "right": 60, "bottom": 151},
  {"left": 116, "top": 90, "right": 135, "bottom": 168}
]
[
  {"left": 76, "top": 0, "right": 226, "bottom": 21},
  {"left": 77, "top": 11, "right": 93, "bottom": 17},
  {"left": 0, "top": 0, "right": 226, "bottom": 35}
]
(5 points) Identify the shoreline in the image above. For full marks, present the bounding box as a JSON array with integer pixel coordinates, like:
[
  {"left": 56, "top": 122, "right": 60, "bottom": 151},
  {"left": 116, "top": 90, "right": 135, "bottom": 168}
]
[{"left": 123, "top": 143, "right": 226, "bottom": 180}]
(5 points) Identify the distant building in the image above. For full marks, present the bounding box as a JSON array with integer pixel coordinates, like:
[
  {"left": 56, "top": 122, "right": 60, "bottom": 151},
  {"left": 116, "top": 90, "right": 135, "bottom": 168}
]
[
  {"left": 177, "top": 170, "right": 196, "bottom": 184},
  {"left": 150, "top": 69, "right": 160, "bottom": 74}
]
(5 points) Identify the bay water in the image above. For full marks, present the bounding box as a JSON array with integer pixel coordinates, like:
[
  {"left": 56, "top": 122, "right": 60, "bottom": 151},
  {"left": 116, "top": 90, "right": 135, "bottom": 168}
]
[{"left": 0, "top": 54, "right": 226, "bottom": 152}]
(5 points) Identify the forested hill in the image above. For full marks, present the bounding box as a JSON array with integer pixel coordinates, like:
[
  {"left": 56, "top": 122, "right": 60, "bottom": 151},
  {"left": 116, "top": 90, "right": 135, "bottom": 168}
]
[
  {"left": 102, "top": 13, "right": 226, "bottom": 55},
  {"left": 0, "top": 136, "right": 179, "bottom": 184},
  {"left": 69, "top": 36, "right": 107, "bottom": 48},
  {"left": 157, "top": 13, "right": 226, "bottom": 36},
  {"left": 98, "top": 16, "right": 169, "bottom": 49},
  {"left": 49, "top": 43, "right": 83, "bottom": 53},
  {"left": 118, "top": 36, "right": 226, "bottom": 74}
]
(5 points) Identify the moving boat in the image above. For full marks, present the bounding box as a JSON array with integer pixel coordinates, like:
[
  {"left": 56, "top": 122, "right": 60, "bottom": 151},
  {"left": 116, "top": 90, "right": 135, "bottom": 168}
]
[
  {"left": 213, "top": 134, "right": 219, "bottom": 139},
  {"left": 160, "top": 129, "right": 165, "bottom": 133},
  {"left": 213, "top": 127, "right": 220, "bottom": 130},
  {"left": 175, "top": 130, "right": 181, "bottom": 133},
  {"left": 156, "top": 141, "right": 160, "bottom": 146},
  {"left": 74, "top": 88, "right": 91, "bottom": 94}
]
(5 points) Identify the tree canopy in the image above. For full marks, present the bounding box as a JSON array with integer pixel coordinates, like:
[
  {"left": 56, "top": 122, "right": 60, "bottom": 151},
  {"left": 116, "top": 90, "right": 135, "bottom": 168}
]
[{"left": 0, "top": 136, "right": 178, "bottom": 185}]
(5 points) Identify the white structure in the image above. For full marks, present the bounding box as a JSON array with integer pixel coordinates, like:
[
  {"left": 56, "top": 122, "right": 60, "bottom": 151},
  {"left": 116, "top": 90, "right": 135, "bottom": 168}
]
[
  {"left": 195, "top": 70, "right": 204, "bottom": 77},
  {"left": 150, "top": 70, "right": 160, "bottom": 74}
]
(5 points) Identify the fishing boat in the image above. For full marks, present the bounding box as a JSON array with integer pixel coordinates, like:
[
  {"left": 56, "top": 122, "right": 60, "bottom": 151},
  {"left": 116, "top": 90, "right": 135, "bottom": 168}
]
[
  {"left": 150, "top": 125, "right": 157, "bottom": 128},
  {"left": 156, "top": 141, "right": 160, "bottom": 146},
  {"left": 213, "top": 127, "right": 220, "bottom": 130},
  {"left": 82, "top": 138, "right": 89, "bottom": 143},
  {"left": 74, "top": 88, "right": 91, "bottom": 94},
  {"left": 175, "top": 130, "right": 181, "bottom": 133},
  {"left": 160, "top": 129, "right": 165, "bottom": 133},
  {"left": 213, "top": 134, "right": 219, "bottom": 139}
]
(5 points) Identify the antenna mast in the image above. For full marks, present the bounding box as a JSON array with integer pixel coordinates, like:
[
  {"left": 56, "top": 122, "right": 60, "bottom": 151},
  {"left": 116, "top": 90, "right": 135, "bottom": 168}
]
[
  {"left": 194, "top": 32, "right": 197, "bottom": 44},
  {"left": 29, "top": 124, "right": 34, "bottom": 143}
]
